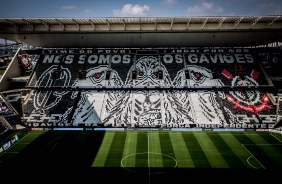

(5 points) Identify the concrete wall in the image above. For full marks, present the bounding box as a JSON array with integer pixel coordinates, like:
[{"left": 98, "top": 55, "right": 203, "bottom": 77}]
[{"left": 0, "top": 48, "right": 21, "bottom": 92}]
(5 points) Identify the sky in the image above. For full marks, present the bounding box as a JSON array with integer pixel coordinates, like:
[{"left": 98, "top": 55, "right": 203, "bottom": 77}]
[
  {"left": 0, "top": 0, "right": 281, "bottom": 44},
  {"left": 0, "top": 0, "right": 281, "bottom": 18}
]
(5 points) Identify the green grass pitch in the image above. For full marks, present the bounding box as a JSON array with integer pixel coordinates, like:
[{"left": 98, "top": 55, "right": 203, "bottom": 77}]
[{"left": 1, "top": 130, "right": 282, "bottom": 183}]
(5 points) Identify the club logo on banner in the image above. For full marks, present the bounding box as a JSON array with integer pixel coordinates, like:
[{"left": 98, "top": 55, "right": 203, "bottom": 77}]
[
  {"left": 221, "top": 64, "right": 271, "bottom": 114},
  {"left": 19, "top": 54, "right": 31, "bottom": 68}
]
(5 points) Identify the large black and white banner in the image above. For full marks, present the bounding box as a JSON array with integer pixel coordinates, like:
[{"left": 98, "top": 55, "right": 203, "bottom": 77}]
[{"left": 22, "top": 49, "right": 281, "bottom": 129}]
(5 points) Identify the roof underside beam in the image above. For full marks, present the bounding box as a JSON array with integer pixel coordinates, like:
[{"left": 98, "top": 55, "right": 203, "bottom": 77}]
[
  {"left": 72, "top": 19, "right": 80, "bottom": 31},
  {"left": 105, "top": 19, "right": 110, "bottom": 30},
  {"left": 170, "top": 18, "right": 174, "bottom": 30},
  {"left": 267, "top": 15, "right": 280, "bottom": 28},
  {"left": 155, "top": 19, "right": 157, "bottom": 30},
  {"left": 217, "top": 17, "right": 226, "bottom": 29},
  {"left": 234, "top": 17, "right": 244, "bottom": 29},
  {"left": 55, "top": 19, "right": 65, "bottom": 31},
  {"left": 4, "top": 19, "right": 18, "bottom": 31},
  {"left": 186, "top": 18, "right": 191, "bottom": 30},
  {"left": 88, "top": 19, "right": 95, "bottom": 30},
  {"left": 202, "top": 17, "right": 208, "bottom": 29},
  {"left": 39, "top": 19, "right": 50, "bottom": 31},
  {"left": 22, "top": 19, "right": 34, "bottom": 31},
  {"left": 250, "top": 16, "right": 262, "bottom": 28},
  {"left": 0, "top": 16, "right": 281, "bottom": 33},
  {"left": 122, "top": 19, "right": 126, "bottom": 30}
]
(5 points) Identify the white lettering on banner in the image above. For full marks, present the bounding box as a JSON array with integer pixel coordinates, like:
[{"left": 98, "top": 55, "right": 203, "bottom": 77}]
[
  {"left": 42, "top": 54, "right": 132, "bottom": 64},
  {"left": 45, "top": 48, "right": 251, "bottom": 54},
  {"left": 99, "top": 55, "right": 111, "bottom": 64},
  {"left": 185, "top": 54, "right": 253, "bottom": 64},
  {"left": 111, "top": 55, "right": 121, "bottom": 64},
  {"left": 78, "top": 55, "right": 86, "bottom": 64},
  {"left": 122, "top": 55, "right": 131, "bottom": 63},
  {"left": 42, "top": 55, "right": 55, "bottom": 63},
  {"left": 97, "top": 49, "right": 126, "bottom": 53},
  {"left": 223, "top": 54, "right": 234, "bottom": 63},
  {"left": 64, "top": 55, "right": 74, "bottom": 64},
  {"left": 235, "top": 54, "right": 245, "bottom": 63},
  {"left": 111, "top": 55, "right": 130, "bottom": 64},
  {"left": 54, "top": 55, "right": 62, "bottom": 64},
  {"left": 87, "top": 55, "right": 98, "bottom": 64},
  {"left": 168, "top": 48, "right": 250, "bottom": 53},
  {"left": 244, "top": 54, "right": 253, "bottom": 63},
  {"left": 210, "top": 54, "right": 217, "bottom": 63},
  {"left": 157, "top": 123, "right": 275, "bottom": 129},
  {"left": 42, "top": 53, "right": 254, "bottom": 64},
  {"left": 163, "top": 54, "right": 184, "bottom": 63},
  {"left": 175, "top": 54, "right": 183, "bottom": 63},
  {"left": 27, "top": 122, "right": 275, "bottom": 128},
  {"left": 163, "top": 55, "right": 173, "bottom": 63},
  {"left": 79, "top": 50, "right": 93, "bottom": 53},
  {"left": 187, "top": 54, "right": 197, "bottom": 63},
  {"left": 200, "top": 54, "right": 210, "bottom": 63},
  {"left": 43, "top": 55, "right": 63, "bottom": 64}
]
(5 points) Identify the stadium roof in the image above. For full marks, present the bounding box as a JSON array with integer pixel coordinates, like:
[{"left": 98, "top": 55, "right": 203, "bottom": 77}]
[{"left": 0, "top": 15, "right": 282, "bottom": 48}]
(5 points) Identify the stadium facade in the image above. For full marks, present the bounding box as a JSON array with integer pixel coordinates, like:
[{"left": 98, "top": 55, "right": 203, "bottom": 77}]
[{"left": 0, "top": 16, "right": 282, "bottom": 133}]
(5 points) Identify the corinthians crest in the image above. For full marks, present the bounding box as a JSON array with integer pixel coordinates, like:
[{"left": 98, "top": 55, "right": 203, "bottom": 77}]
[{"left": 221, "top": 64, "right": 271, "bottom": 115}]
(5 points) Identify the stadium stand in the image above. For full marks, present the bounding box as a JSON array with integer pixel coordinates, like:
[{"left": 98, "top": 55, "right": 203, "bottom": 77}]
[
  {"left": 0, "top": 16, "right": 282, "bottom": 183},
  {"left": 0, "top": 16, "right": 281, "bottom": 133},
  {"left": 0, "top": 47, "right": 280, "bottom": 131}
]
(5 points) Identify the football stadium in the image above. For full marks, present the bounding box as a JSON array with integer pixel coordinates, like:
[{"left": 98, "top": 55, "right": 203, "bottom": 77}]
[{"left": 0, "top": 16, "right": 282, "bottom": 182}]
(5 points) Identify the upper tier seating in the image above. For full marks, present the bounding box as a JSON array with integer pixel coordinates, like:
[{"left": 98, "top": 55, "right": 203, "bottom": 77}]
[{"left": 19, "top": 49, "right": 281, "bottom": 129}]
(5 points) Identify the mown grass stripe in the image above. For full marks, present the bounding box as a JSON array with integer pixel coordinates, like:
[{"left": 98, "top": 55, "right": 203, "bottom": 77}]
[
  {"left": 1, "top": 132, "right": 41, "bottom": 154},
  {"left": 270, "top": 144, "right": 282, "bottom": 163},
  {"left": 259, "top": 133, "right": 281, "bottom": 144},
  {"left": 104, "top": 131, "right": 126, "bottom": 167},
  {"left": 209, "top": 132, "right": 246, "bottom": 168},
  {"left": 181, "top": 132, "right": 211, "bottom": 168},
  {"left": 253, "top": 144, "right": 282, "bottom": 168},
  {"left": 246, "top": 132, "right": 282, "bottom": 146},
  {"left": 231, "top": 132, "right": 266, "bottom": 169},
  {"left": 135, "top": 131, "right": 149, "bottom": 167},
  {"left": 80, "top": 131, "right": 105, "bottom": 167},
  {"left": 246, "top": 132, "right": 282, "bottom": 168},
  {"left": 169, "top": 131, "right": 194, "bottom": 168},
  {"left": 271, "top": 132, "right": 282, "bottom": 142},
  {"left": 148, "top": 131, "right": 163, "bottom": 167},
  {"left": 219, "top": 132, "right": 253, "bottom": 168},
  {"left": 6, "top": 143, "right": 27, "bottom": 152},
  {"left": 20, "top": 131, "right": 45, "bottom": 143},
  {"left": 159, "top": 131, "right": 175, "bottom": 168},
  {"left": 122, "top": 131, "right": 138, "bottom": 167},
  {"left": 42, "top": 132, "right": 82, "bottom": 165},
  {"left": 74, "top": 132, "right": 91, "bottom": 143},
  {"left": 194, "top": 132, "right": 229, "bottom": 168},
  {"left": 92, "top": 131, "right": 115, "bottom": 167},
  {"left": 231, "top": 132, "right": 255, "bottom": 144}
]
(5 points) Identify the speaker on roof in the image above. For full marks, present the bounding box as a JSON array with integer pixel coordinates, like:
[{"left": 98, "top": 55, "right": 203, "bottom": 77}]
[
  {"left": 159, "top": 70, "right": 163, "bottom": 80},
  {"left": 212, "top": 72, "right": 218, "bottom": 79},
  {"left": 239, "top": 72, "right": 245, "bottom": 80},
  {"left": 106, "top": 70, "right": 111, "bottom": 80},
  {"left": 185, "top": 70, "right": 190, "bottom": 79},
  {"left": 53, "top": 69, "right": 61, "bottom": 80},
  {"left": 154, "top": 71, "right": 159, "bottom": 79},
  {"left": 132, "top": 70, "right": 137, "bottom": 80},
  {"left": 78, "top": 70, "right": 86, "bottom": 79}
]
